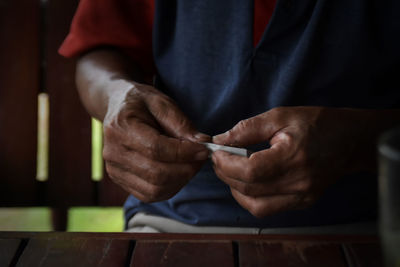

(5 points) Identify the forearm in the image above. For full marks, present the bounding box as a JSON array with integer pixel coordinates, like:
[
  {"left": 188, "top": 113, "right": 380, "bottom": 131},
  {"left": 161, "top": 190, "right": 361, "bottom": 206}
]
[
  {"left": 75, "top": 49, "right": 143, "bottom": 121},
  {"left": 77, "top": 51, "right": 209, "bottom": 202}
]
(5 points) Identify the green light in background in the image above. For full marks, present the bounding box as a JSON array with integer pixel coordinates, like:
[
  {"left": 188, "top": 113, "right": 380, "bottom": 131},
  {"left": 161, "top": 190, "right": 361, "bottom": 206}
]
[
  {"left": 36, "top": 93, "right": 49, "bottom": 181},
  {"left": 67, "top": 207, "right": 124, "bottom": 232},
  {"left": 0, "top": 208, "right": 52, "bottom": 231},
  {"left": 91, "top": 118, "right": 104, "bottom": 181}
]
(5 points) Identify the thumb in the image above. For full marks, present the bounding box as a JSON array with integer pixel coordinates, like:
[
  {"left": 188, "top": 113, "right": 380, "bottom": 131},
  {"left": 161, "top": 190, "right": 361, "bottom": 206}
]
[
  {"left": 213, "top": 113, "right": 278, "bottom": 147},
  {"left": 145, "top": 92, "right": 210, "bottom": 143}
]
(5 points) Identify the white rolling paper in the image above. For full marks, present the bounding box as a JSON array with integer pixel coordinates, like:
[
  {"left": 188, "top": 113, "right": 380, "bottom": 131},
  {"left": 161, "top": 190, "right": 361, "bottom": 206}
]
[{"left": 201, "top": 142, "right": 252, "bottom": 157}]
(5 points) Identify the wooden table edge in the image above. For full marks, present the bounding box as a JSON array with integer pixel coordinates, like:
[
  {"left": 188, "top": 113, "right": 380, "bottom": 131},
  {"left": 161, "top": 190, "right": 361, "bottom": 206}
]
[{"left": 0, "top": 231, "right": 380, "bottom": 243}]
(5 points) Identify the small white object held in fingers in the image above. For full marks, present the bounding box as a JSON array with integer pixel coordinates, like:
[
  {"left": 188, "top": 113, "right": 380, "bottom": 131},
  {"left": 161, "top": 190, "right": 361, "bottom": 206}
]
[{"left": 201, "top": 142, "right": 252, "bottom": 157}]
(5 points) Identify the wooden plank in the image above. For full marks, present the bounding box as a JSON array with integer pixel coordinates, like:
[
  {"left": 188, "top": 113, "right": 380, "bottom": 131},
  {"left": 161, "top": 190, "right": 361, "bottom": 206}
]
[
  {"left": 0, "top": 0, "right": 40, "bottom": 205},
  {"left": 239, "top": 241, "right": 347, "bottom": 267},
  {"left": 17, "top": 238, "right": 131, "bottom": 267},
  {"left": 45, "top": 0, "right": 94, "bottom": 206},
  {"left": 131, "top": 240, "right": 235, "bottom": 267},
  {"left": 51, "top": 207, "right": 68, "bottom": 231},
  {"left": 0, "top": 239, "right": 23, "bottom": 266},
  {"left": 344, "top": 243, "right": 384, "bottom": 267},
  {"left": 0, "top": 232, "right": 384, "bottom": 267},
  {"left": 0, "top": 231, "right": 380, "bottom": 243}
]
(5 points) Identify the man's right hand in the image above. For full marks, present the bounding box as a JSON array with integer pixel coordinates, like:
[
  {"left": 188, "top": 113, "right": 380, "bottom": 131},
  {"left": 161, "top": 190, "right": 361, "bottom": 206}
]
[{"left": 102, "top": 81, "right": 210, "bottom": 202}]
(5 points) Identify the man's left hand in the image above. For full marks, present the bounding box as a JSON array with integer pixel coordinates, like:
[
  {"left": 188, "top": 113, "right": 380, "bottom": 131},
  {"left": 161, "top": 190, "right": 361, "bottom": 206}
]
[{"left": 212, "top": 106, "right": 372, "bottom": 217}]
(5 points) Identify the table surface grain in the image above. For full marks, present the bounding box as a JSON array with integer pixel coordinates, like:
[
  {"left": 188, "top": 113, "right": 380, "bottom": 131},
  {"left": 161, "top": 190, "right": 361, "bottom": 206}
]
[{"left": 0, "top": 232, "right": 383, "bottom": 267}]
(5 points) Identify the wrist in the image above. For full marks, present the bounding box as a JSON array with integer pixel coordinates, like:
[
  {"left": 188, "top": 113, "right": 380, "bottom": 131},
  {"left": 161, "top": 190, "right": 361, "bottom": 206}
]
[
  {"left": 76, "top": 49, "right": 143, "bottom": 122},
  {"left": 103, "top": 79, "right": 136, "bottom": 123}
]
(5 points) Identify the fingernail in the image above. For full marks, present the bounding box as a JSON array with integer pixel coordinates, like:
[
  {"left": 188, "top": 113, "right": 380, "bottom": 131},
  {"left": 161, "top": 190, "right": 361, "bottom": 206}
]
[
  {"left": 194, "top": 133, "right": 211, "bottom": 142},
  {"left": 212, "top": 134, "right": 225, "bottom": 144},
  {"left": 195, "top": 150, "right": 210, "bottom": 160}
]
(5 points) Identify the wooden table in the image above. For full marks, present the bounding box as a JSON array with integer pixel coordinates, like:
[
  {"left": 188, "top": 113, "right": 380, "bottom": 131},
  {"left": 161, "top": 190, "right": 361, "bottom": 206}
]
[{"left": 0, "top": 232, "right": 382, "bottom": 267}]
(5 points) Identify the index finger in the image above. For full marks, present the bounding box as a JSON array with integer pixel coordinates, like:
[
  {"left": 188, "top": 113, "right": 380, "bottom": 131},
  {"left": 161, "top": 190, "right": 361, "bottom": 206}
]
[
  {"left": 113, "top": 118, "right": 209, "bottom": 163},
  {"left": 211, "top": 142, "right": 289, "bottom": 183}
]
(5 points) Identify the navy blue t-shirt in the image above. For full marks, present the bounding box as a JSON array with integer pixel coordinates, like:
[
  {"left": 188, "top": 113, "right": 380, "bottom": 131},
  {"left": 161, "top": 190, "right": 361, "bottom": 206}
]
[{"left": 124, "top": 0, "right": 400, "bottom": 228}]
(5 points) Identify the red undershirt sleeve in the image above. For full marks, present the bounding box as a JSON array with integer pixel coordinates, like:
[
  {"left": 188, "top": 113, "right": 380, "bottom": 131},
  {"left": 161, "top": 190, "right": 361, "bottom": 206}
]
[
  {"left": 59, "top": 0, "right": 155, "bottom": 75},
  {"left": 254, "top": 0, "right": 277, "bottom": 47},
  {"left": 59, "top": 0, "right": 276, "bottom": 75}
]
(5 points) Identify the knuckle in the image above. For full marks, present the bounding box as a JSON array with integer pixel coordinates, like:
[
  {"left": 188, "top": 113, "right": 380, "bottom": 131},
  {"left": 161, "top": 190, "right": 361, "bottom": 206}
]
[
  {"left": 243, "top": 165, "right": 258, "bottom": 183},
  {"left": 284, "top": 132, "right": 295, "bottom": 145},
  {"left": 224, "top": 129, "right": 235, "bottom": 141},
  {"left": 275, "top": 130, "right": 295, "bottom": 147},
  {"left": 145, "top": 141, "right": 162, "bottom": 159},
  {"left": 225, "top": 119, "right": 252, "bottom": 143},
  {"left": 102, "top": 146, "right": 114, "bottom": 162},
  {"left": 145, "top": 170, "right": 159, "bottom": 185},
  {"left": 147, "top": 169, "right": 167, "bottom": 185},
  {"left": 236, "top": 119, "right": 252, "bottom": 131}
]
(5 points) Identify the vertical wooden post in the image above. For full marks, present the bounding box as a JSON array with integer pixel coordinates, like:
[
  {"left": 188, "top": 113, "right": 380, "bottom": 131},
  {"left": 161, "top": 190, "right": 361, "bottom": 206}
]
[
  {"left": 45, "top": 0, "right": 93, "bottom": 230},
  {"left": 0, "top": 0, "right": 40, "bottom": 205}
]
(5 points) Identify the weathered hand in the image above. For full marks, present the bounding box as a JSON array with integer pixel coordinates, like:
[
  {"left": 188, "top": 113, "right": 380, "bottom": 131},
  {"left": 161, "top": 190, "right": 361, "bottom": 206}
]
[
  {"left": 103, "top": 80, "right": 210, "bottom": 202},
  {"left": 212, "top": 107, "right": 371, "bottom": 217}
]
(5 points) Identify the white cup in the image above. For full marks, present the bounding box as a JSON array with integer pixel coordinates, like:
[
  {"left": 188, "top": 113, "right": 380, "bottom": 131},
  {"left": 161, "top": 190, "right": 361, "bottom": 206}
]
[{"left": 379, "top": 127, "right": 400, "bottom": 267}]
